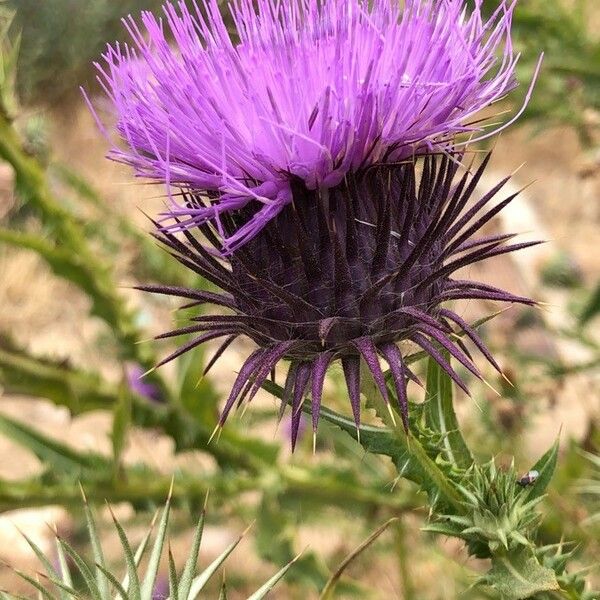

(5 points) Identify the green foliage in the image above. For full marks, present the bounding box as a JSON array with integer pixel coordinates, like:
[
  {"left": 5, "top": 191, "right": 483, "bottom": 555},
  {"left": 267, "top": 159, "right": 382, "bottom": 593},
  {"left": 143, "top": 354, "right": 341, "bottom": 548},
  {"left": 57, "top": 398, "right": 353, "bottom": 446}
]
[
  {"left": 484, "top": 548, "right": 560, "bottom": 600},
  {"left": 0, "top": 4, "right": 598, "bottom": 598},
  {"left": 426, "top": 458, "right": 547, "bottom": 558},
  {"left": 580, "top": 281, "right": 600, "bottom": 326},
  {"left": 484, "top": 0, "right": 600, "bottom": 144},
  {"left": 9, "top": 0, "right": 164, "bottom": 105},
  {"left": 8, "top": 0, "right": 233, "bottom": 106},
  {"left": 4, "top": 492, "right": 295, "bottom": 600}
]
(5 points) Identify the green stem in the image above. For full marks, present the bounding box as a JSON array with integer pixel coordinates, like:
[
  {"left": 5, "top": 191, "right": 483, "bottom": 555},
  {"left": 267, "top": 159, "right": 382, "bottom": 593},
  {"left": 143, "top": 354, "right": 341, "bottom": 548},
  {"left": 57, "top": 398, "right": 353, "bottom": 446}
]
[
  {"left": 359, "top": 364, "right": 464, "bottom": 512},
  {"left": 394, "top": 517, "right": 416, "bottom": 600},
  {"left": 0, "top": 111, "right": 156, "bottom": 374}
]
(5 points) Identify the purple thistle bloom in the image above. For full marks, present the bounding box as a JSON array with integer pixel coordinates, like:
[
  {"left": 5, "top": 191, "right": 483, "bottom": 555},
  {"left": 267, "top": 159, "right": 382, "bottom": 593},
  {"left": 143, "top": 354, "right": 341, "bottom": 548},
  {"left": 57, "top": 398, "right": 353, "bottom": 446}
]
[
  {"left": 136, "top": 152, "right": 539, "bottom": 447},
  {"left": 90, "top": 0, "right": 542, "bottom": 447},
  {"left": 90, "top": 0, "right": 533, "bottom": 252}
]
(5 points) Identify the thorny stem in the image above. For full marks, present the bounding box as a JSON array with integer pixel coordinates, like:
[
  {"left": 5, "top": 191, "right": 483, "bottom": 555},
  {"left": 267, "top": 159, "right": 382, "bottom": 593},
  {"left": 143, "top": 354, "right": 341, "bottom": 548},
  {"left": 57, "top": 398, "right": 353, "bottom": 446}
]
[
  {"left": 0, "top": 110, "right": 158, "bottom": 375},
  {"left": 359, "top": 363, "right": 464, "bottom": 513}
]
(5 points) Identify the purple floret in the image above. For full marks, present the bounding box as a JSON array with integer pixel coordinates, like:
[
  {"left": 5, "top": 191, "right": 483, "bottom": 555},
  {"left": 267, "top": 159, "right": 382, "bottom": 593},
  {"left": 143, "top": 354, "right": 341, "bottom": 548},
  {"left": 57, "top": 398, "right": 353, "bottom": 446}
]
[{"left": 91, "top": 0, "right": 526, "bottom": 251}]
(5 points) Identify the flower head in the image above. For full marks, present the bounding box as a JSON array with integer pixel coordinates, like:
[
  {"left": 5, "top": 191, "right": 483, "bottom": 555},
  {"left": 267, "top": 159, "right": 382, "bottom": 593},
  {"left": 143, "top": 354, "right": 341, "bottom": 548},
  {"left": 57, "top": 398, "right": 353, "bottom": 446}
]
[
  {"left": 139, "top": 153, "right": 539, "bottom": 447},
  {"left": 92, "top": 0, "right": 541, "bottom": 448},
  {"left": 93, "top": 0, "right": 523, "bottom": 251}
]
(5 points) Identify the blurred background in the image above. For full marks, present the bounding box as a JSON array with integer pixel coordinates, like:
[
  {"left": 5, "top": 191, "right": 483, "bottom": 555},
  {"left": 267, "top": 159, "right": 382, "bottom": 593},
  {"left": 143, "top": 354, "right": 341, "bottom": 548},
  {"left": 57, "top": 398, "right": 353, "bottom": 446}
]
[{"left": 0, "top": 0, "right": 598, "bottom": 598}]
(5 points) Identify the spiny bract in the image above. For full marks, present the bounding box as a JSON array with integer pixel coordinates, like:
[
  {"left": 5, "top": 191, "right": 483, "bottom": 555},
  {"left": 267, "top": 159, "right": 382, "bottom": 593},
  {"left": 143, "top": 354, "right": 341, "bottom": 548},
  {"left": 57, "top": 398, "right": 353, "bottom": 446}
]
[{"left": 140, "top": 153, "right": 537, "bottom": 447}]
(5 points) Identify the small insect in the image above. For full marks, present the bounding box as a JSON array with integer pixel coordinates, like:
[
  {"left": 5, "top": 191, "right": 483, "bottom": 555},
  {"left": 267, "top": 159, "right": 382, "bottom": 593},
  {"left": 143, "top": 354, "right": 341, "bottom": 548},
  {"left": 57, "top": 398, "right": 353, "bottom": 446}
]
[{"left": 517, "top": 470, "right": 540, "bottom": 487}]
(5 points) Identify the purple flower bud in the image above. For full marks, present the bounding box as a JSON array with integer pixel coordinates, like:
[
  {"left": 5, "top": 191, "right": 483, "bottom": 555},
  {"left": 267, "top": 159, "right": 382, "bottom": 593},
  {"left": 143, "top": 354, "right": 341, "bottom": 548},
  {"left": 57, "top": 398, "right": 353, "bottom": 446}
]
[
  {"left": 136, "top": 153, "right": 539, "bottom": 447},
  {"left": 126, "top": 363, "right": 162, "bottom": 403},
  {"left": 152, "top": 576, "right": 169, "bottom": 600}
]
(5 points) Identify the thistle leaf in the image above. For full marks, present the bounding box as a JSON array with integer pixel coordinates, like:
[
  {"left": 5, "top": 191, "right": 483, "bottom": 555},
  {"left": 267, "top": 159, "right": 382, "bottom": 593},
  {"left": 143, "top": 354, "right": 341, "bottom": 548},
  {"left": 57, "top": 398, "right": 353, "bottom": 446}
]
[
  {"left": 80, "top": 487, "right": 111, "bottom": 600},
  {"left": 55, "top": 538, "right": 73, "bottom": 588},
  {"left": 121, "top": 526, "right": 153, "bottom": 592},
  {"left": 168, "top": 547, "right": 179, "bottom": 599},
  {"left": 485, "top": 548, "right": 559, "bottom": 599},
  {"left": 94, "top": 564, "right": 130, "bottom": 600},
  {"left": 424, "top": 357, "right": 473, "bottom": 469},
  {"left": 246, "top": 554, "right": 301, "bottom": 600},
  {"left": 8, "top": 570, "right": 56, "bottom": 600},
  {"left": 57, "top": 538, "right": 103, "bottom": 600},
  {"left": 18, "top": 529, "right": 68, "bottom": 600},
  {"left": 188, "top": 527, "right": 250, "bottom": 597},
  {"left": 140, "top": 493, "right": 172, "bottom": 600},
  {"left": 177, "top": 506, "right": 206, "bottom": 600},
  {"left": 523, "top": 438, "right": 560, "bottom": 503},
  {"left": 109, "top": 508, "right": 142, "bottom": 600},
  {"left": 218, "top": 582, "right": 228, "bottom": 600}
]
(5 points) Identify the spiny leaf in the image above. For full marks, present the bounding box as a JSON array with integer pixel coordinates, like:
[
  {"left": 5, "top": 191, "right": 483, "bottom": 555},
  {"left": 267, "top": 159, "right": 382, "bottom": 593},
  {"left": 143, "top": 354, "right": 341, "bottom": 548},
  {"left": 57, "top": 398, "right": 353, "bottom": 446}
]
[
  {"left": 57, "top": 538, "right": 103, "bottom": 600},
  {"left": 54, "top": 537, "right": 73, "bottom": 589},
  {"left": 80, "top": 486, "right": 110, "bottom": 600},
  {"left": 8, "top": 569, "right": 56, "bottom": 600},
  {"left": 140, "top": 490, "right": 172, "bottom": 600},
  {"left": 121, "top": 524, "right": 154, "bottom": 592},
  {"left": 218, "top": 582, "right": 228, "bottom": 600},
  {"left": 168, "top": 547, "right": 179, "bottom": 599},
  {"left": 424, "top": 357, "right": 473, "bottom": 469},
  {"left": 109, "top": 507, "right": 142, "bottom": 600},
  {"left": 188, "top": 526, "right": 251, "bottom": 597},
  {"left": 18, "top": 529, "right": 67, "bottom": 600},
  {"left": 177, "top": 502, "right": 206, "bottom": 600},
  {"left": 523, "top": 437, "right": 560, "bottom": 503},
  {"left": 484, "top": 548, "right": 559, "bottom": 599},
  {"left": 95, "top": 564, "right": 129, "bottom": 600},
  {"left": 246, "top": 554, "right": 301, "bottom": 600}
]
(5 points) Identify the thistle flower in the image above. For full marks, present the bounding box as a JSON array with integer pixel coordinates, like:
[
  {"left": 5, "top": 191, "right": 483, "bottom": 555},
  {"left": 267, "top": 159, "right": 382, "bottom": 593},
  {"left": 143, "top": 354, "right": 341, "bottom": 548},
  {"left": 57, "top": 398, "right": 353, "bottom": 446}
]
[
  {"left": 91, "top": 0, "right": 541, "bottom": 447},
  {"left": 90, "top": 0, "right": 536, "bottom": 251},
  {"left": 138, "top": 153, "right": 539, "bottom": 446}
]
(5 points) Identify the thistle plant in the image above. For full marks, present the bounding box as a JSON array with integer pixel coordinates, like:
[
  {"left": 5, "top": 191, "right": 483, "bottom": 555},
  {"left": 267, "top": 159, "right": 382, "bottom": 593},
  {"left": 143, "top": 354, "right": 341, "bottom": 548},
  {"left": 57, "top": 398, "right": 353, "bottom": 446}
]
[
  {"left": 80, "top": 0, "right": 600, "bottom": 597},
  {"left": 4, "top": 491, "right": 295, "bottom": 600},
  {"left": 0, "top": 0, "right": 590, "bottom": 598},
  {"left": 89, "top": 0, "right": 542, "bottom": 444}
]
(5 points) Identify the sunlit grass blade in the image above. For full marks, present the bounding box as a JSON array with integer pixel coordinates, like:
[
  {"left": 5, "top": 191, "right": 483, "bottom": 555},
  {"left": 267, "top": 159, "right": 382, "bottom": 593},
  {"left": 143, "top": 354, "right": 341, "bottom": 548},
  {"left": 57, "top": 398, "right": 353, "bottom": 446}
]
[
  {"left": 168, "top": 546, "right": 179, "bottom": 599},
  {"left": 140, "top": 490, "right": 172, "bottom": 600},
  {"left": 177, "top": 501, "right": 206, "bottom": 600},
  {"left": 245, "top": 554, "right": 301, "bottom": 600},
  {"left": 80, "top": 486, "right": 110, "bottom": 600},
  {"left": 188, "top": 525, "right": 252, "bottom": 597},
  {"left": 9, "top": 569, "right": 56, "bottom": 600},
  {"left": 54, "top": 536, "right": 73, "bottom": 589},
  {"left": 218, "top": 582, "right": 228, "bottom": 600},
  {"left": 0, "top": 592, "right": 27, "bottom": 600},
  {"left": 108, "top": 506, "right": 142, "bottom": 600},
  {"left": 36, "top": 573, "right": 79, "bottom": 599},
  {"left": 17, "top": 529, "right": 69, "bottom": 600},
  {"left": 121, "top": 521, "right": 154, "bottom": 591},
  {"left": 57, "top": 537, "right": 102, "bottom": 600},
  {"left": 95, "top": 563, "right": 130, "bottom": 600}
]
